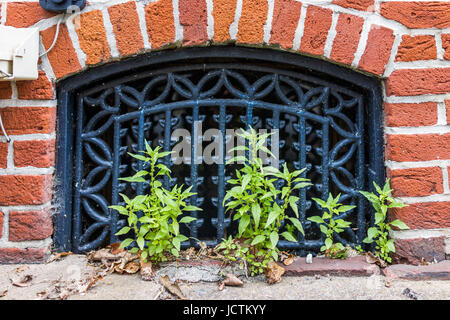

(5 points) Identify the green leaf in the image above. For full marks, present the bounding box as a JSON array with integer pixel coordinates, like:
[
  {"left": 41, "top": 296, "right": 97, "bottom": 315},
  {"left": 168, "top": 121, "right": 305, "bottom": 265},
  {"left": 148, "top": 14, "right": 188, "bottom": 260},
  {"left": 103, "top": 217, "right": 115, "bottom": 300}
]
[
  {"left": 336, "top": 205, "right": 356, "bottom": 213},
  {"left": 183, "top": 205, "right": 201, "bottom": 211},
  {"left": 335, "top": 219, "right": 352, "bottom": 228},
  {"left": 109, "top": 205, "right": 128, "bottom": 215},
  {"left": 265, "top": 211, "right": 280, "bottom": 228},
  {"left": 241, "top": 175, "right": 251, "bottom": 190},
  {"left": 312, "top": 197, "right": 327, "bottom": 208},
  {"left": 119, "top": 238, "right": 133, "bottom": 249},
  {"left": 238, "top": 214, "right": 250, "bottom": 236},
  {"left": 281, "top": 231, "right": 297, "bottom": 242},
  {"left": 386, "top": 239, "right": 396, "bottom": 253},
  {"left": 375, "top": 212, "right": 385, "bottom": 225},
  {"left": 119, "top": 193, "right": 131, "bottom": 205},
  {"left": 269, "top": 232, "right": 279, "bottom": 249},
  {"left": 127, "top": 153, "right": 149, "bottom": 162},
  {"left": 363, "top": 237, "right": 373, "bottom": 244},
  {"left": 324, "top": 238, "right": 332, "bottom": 250},
  {"left": 137, "top": 236, "right": 145, "bottom": 250},
  {"left": 171, "top": 220, "right": 179, "bottom": 236},
  {"left": 171, "top": 248, "right": 179, "bottom": 257},
  {"left": 251, "top": 235, "right": 265, "bottom": 246},
  {"left": 140, "top": 250, "right": 148, "bottom": 261},
  {"left": 319, "top": 224, "right": 328, "bottom": 235},
  {"left": 367, "top": 227, "right": 379, "bottom": 239},
  {"left": 287, "top": 217, "right": 304, "bottom": 235},
  {"left": 173, "top": 237, "right": 181, "bottom": 251},
  {"left": 289, "top": 197, "right": 299, "bottom": 218},
  {"left": 251, "top": 203, "right": 261, "bottom": 228},
  {"left": 179, "top": 216, "right": 197, "bottom": 224},
  {"left": 307, "top": 216, "right": 324, "bottom": 224},
  {"left": 115, "top": 226, "right": 130, "bottom": 236},
  {"left": 389, "top": 219, "right": 409, "bottom": 230}
]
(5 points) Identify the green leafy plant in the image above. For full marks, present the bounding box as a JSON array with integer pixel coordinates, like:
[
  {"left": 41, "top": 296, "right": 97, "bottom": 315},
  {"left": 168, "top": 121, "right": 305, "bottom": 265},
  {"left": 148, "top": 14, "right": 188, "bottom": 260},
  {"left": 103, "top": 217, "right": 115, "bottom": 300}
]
[
  {"left": 360, "top": 179, "right": 409, "bottom": 263},
  {"left": 215, "top": 235, "right": 249, "bottom": 265},
  {"left": 307, "top": 193, "right": 355, "bottom": 259},
  {"left": 110, "top": 141, "right": 201, "bottom": 263},
  {"left": 221, "top": 127, "right": 311, "bottom": 275}
]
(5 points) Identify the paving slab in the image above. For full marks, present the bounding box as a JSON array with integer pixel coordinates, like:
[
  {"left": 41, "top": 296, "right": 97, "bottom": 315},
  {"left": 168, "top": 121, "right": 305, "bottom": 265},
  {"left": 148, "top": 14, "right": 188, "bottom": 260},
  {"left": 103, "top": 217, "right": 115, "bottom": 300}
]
[
  {"left": 281, "top": 256, "right": 380, "bottom": 277},
  {"left": 0, "top": 254, "right": 449, "bottom": 300},
  {"left": 382, "top": 261, "right": 450, "bottom": 280}
]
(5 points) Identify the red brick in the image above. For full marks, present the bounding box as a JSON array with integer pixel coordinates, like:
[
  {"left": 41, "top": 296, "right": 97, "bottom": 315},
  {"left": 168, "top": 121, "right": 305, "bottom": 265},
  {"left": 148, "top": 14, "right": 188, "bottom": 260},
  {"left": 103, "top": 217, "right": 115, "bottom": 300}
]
[
  {"left": 391, "top": 237, "right": 446, "bottom": 266},
  {"left": 383, "top": 260, "right": 450, "bottom": 279},
  {"left": 330, "top": 13, "right": 364, "bottom": 65},
  {"left": 237, "top": 0, "right": 268, "bottom": 44},
  {"left": 14, "top": 140, "right": 55, "bottom": 168},
  {"left": 446, "top": 100, "right": 450, "bottom": 125},
  {"left": 108, "top": 2, "right": 144, "bottom": 56},
  {"left": 269, "top": 0, "right": 302, "bottom": 49},
  {"left": 145, "top": 0, "right": 175, "bottom": 49},
  {"left": 16, "top": 71, "right": 54, "bottom": 100},
  {"left": 358, "top": 25, "right": 395, "bottom": 75},
  {"left": 0, "top": 143, "right": 7, "bottom": 169},
  {"left": 281, "top": 256, "right": 380, "bottom": 277},
  {"left": 9, "top": 209, "right": 53, "bottom": 242},
  {"left": 390, "top": 167, "right": 443, "bottom": 197},
  {"left": 442, "top": 34, "right": 450, "bottom": 60},
  {"left": 395, "top": 35, "right": 437, "bottom": 62},
  {"left": 386, "top": 133, "right": 450, "bottom": 162},
  {"left": 213, "top": 0, "right": 237, "bottom": 42},
  {"left": 332, "top": 0, "right": 374, "bottom": 11},
  {"left": 385, "top": 102, "right": 437, "bottom": 127},
  {"left": 179, "top": 0, "right": 208, "bottom": 45},
  {"left": 0, "top": 107, "right": 56, "bottom": 135},
  {"left": 0, "top": 175, "right": 52, "bottom": 206},
  {"left": 386, "top": 68, "right": 450, "bottom": 96},
  {"left": 41, "top": 24, "right": 81, "bottom": 79},
  {"left": 380, "top": 2, "right": 450, "bottom": 29},
  {"left": 0, "top": 82, "right": 12, "bottom": 99},
  {"left": 300, "top": 6, "right": 333, "bottom": 56},
  {"left": 391, "top": 201, "right": 450, "bottom": 229},
  {"left": 76, "top": 10, "right": 111, "bottom": 65},
  {"left": 6, "top": 2, "right": 56, "bottom": 28},
  {"left": 0, "top": 247, "right": 48, "bottom": 264},
  {"left": 0, "top": 211, "right": 3, "bottom": 238}
]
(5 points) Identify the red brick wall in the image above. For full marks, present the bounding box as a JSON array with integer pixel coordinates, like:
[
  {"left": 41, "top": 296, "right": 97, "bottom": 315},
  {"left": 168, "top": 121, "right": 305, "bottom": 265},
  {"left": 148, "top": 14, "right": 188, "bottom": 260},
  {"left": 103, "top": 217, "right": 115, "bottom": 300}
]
[{"left": 0, "top": 0, "right": 449, "bottom": 263}]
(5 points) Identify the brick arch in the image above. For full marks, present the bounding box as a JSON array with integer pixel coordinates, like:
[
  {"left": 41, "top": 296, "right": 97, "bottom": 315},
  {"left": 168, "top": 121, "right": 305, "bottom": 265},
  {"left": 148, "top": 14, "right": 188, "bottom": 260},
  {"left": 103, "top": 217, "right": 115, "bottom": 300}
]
[
  {"left": 1, "top": 0, "right": 450, "bottom": 263},
  {"left": 38, "top": 0, "right": 399, "bottom": 81}
]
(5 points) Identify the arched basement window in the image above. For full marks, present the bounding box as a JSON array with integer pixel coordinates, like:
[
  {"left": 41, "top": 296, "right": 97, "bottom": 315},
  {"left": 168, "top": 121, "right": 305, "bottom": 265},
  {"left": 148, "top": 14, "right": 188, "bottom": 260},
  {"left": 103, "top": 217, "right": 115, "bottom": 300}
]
[{"left": 54, "top": 47, "right": 384, "bottom": 255}]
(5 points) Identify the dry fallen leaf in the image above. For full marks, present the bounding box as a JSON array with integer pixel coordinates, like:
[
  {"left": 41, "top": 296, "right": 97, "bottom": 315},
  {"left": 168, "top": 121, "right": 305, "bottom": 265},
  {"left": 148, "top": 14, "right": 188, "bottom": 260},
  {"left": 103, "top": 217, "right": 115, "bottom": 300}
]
[
  {"left": 11, "top": 274, "right": 33, "bottom": 287},
  {"left": 217, "top": 281, "right": 225, "bottom": 291},
  {"left": 223, "top": 274, "right": 243, "bottom": 287},
  {"left": 158, "top": 275, "right": 187, "bottom": 300},
  {"left": 47, "top": 252, "right": 73, "bottom": 263},
  {"left": 79, "top": 274, "right": 103, "bottom": 294},
  {"left": 0, "top": 290, "right": 7, "bottom": 298},
  {"left": 283, "top": 254, "right": 294, "bottom": 266},
  {"left": 365, "top": 252, "right": 387, "bottom": 268},
  {"left": 123, "top": 261, "right": 140, "bottom": 274},
  {"left": 15, "top": 266, "right": 28, "bottom": 273},
  {"left": 140, "top": 260, "right": 154, "bottom": 281},
  {"left": 264, "top": 261, "right": 285, "bottom": 285},
  {"left": 420, "top": 258, "right": 429, "bottom": 266}
]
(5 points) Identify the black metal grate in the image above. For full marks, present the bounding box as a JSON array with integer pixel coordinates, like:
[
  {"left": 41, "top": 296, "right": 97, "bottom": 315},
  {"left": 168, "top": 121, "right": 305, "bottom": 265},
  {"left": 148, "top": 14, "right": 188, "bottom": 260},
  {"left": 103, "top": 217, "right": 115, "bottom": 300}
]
[{"left": 54, "top": 47, "right": 384, "bottom": 255}]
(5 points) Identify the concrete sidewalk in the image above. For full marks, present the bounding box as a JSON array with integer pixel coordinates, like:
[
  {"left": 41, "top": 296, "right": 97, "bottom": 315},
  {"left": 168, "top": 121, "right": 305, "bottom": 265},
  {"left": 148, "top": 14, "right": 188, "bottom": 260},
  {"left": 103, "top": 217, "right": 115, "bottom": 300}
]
[{"left": 0, "top": 254, "right": 449, "bottom": 300}]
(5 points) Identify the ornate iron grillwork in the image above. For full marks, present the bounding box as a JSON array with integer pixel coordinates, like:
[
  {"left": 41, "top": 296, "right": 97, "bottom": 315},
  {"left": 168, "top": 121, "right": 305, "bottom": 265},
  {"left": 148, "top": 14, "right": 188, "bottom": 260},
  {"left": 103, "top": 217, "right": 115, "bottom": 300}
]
[{"left": 55, "top": 47, "right": 384, "bottom": 254}]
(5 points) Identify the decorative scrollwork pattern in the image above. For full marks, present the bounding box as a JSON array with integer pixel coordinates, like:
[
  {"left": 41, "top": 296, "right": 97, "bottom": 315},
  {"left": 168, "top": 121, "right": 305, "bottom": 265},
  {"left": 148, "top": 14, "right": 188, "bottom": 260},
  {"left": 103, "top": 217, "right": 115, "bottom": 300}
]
[{"left": 73, "top": 66, "right": 368, "bottom": 253}]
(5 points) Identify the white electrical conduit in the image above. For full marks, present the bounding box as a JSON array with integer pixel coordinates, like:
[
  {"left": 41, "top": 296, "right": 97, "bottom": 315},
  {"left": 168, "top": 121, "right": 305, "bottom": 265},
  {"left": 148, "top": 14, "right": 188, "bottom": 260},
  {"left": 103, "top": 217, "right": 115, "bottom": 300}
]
[{"left": 39, "top": 14, "right": 66, "bottom": 58}]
